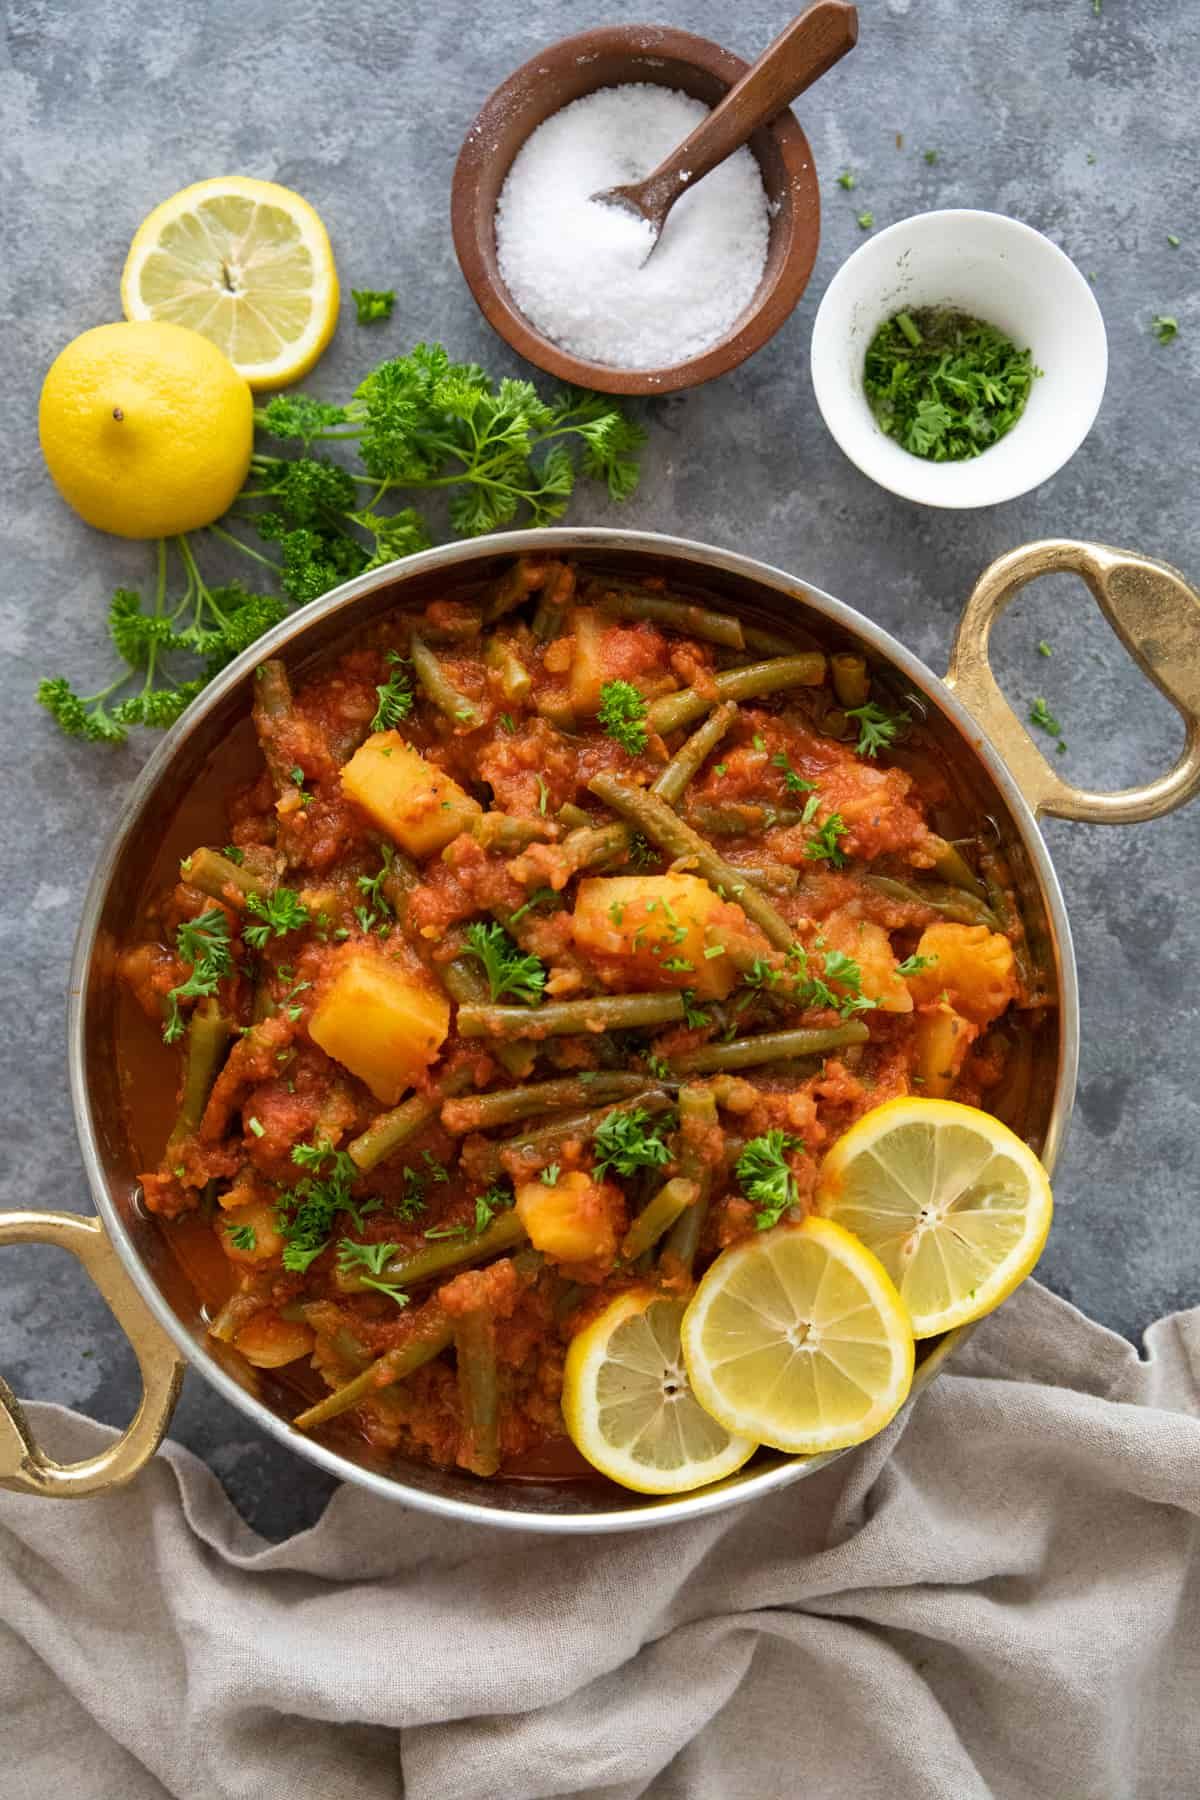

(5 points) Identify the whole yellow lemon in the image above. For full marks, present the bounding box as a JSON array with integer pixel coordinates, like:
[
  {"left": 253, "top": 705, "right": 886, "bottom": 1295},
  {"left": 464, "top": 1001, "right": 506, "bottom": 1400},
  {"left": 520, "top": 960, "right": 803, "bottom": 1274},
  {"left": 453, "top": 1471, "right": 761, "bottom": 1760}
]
[{"left": 38, "top": 320, "right": 254, "bottom": 538}]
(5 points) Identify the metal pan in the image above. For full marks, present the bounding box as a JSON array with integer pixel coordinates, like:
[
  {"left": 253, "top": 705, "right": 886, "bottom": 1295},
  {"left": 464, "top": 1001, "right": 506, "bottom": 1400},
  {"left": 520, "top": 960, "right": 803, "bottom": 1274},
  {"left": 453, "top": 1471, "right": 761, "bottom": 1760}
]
[{"left": 4, "top": 529, "right": 1198, "bottom": 1527}]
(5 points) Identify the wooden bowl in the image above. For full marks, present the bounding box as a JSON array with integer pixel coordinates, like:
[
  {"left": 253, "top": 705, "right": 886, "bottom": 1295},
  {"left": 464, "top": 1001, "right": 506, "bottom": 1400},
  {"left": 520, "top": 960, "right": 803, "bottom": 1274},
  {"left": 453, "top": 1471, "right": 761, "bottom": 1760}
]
[{"left": 450, "top": 25, "right": 822, "bottom": 396}]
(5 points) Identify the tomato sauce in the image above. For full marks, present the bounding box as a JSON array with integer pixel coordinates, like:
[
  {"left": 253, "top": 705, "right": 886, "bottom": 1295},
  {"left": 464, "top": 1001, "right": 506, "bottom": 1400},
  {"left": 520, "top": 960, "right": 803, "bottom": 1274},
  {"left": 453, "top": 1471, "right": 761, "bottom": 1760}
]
[{"left": 115, "top": 556, "right": 1044, "bottom": 1488}]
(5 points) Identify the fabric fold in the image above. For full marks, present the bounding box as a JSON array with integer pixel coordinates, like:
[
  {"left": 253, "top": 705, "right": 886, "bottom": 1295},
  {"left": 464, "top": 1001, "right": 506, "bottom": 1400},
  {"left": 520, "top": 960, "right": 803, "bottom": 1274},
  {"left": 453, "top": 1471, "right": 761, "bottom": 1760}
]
[{"left": 3, "top": 1281, "right": 1199, "bottom": 1800}]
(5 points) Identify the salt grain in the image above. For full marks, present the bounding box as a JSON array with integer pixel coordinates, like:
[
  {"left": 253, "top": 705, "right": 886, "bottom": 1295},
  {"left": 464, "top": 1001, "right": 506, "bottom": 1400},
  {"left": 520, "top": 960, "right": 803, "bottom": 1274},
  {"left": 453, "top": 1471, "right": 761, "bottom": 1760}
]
[{"left": 495, "top": 85, "right": 771, "bottom": 370}]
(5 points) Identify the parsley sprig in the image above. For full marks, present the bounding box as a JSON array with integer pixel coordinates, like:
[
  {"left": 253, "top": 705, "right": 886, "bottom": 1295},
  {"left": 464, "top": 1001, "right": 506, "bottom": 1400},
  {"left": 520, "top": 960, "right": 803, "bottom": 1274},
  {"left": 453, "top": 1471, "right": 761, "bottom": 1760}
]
[
  {"left": 38, "top": 345, "right": 643, "bottom": 748},
  {"left": 736, "top": 1131, "right": 804, "bottom": 1230},
  {"left": 276, "top": 1138, "right": 370, "bottom": 1273},
  {"left": 846, "top": 701, "right": 908, "bottom": 757},
  {"left": 370, "top": 652, "right": 414, "bottom": 731},
  {"left": 463, "top": 921, "right": 547, "bottom": 1006},
  {"left": 163, "top": 909, "right": 234, "bottom": 1043},
  {"left": 243, "top": 887, "right": 310, "bottom": 950},
  {"left": 351, "top": 289, "right": 396, "bottom": 325},
  {"left": 598, "top": 680, "right": 649, "bottom": 755},
  {"left": 336, "top": 1237, "right": 409, "bottom": 1305},
  {"left": 592, "top": 1108, "right": 673, "bottom": 1180},
  {"left": 864, "top": 309, "right": 1039, "bottom": 461}
]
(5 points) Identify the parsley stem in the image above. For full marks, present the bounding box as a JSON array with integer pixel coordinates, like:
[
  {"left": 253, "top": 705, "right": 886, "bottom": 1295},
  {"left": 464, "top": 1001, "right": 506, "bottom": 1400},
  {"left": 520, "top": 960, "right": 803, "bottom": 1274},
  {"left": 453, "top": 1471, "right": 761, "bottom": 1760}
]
[{"left": 206, "top": 522, "right": 281, "bottom": 571}]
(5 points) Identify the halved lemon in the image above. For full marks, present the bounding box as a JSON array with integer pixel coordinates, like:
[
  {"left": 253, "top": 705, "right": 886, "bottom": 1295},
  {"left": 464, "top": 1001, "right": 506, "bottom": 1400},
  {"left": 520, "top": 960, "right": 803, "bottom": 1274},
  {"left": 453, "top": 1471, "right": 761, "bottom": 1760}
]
[
  {"left": 815, "top": 1097, "right": 1053, "bottom": 1338},
  {"left": 121, "top": 177, "right": 339, "bottom": 389},
  {"left": 562, "top": 1289, "right": 756, "bottom": 1494},
  {"left": 682, "top": 1218, "right": 914, "bottom": 1455}
]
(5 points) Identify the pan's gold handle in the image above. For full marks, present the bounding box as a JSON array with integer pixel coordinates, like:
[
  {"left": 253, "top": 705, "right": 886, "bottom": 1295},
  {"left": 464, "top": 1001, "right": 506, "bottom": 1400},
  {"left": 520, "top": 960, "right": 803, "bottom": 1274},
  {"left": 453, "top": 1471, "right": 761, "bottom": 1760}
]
[
  {"left": 945, "top": 539, "right": 1200, "bottom": 822},
  {"left": 0, "top": 1211, "right": 185, "bottom": 1498}
]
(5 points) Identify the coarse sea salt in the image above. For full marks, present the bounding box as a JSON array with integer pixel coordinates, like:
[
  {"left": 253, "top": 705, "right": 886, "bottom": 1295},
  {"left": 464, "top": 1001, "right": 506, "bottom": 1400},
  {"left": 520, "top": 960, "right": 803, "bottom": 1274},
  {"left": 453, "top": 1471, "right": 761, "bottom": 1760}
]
[{"left": 495, "top": 84, "right": 771, "bottom": 370}]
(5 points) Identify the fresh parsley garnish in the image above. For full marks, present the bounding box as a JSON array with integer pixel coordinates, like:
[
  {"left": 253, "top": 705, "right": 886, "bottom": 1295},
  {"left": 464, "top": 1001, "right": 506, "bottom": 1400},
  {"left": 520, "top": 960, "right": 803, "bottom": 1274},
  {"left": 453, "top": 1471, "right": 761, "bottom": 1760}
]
[
  {"left": 351, "top": 289, "right": 396, "bottom": 325},
  {"left": 857, "top": 210, "right": 875, "bottom": 230},
  {"left": 736, "top": 1131, "right": 804, "bottom": 1230},
  {"left": 226, "top": 1223, "right": 257, "bottom": 1252},
  {"left": 592, "top": 1108, "right": 673, "bottom": 1181},
  {"left": 864, "top": 308, "right": 1039, "bottom": 461},
  {"left": 541, "top": 1163, "right": 561, "bottom": 1186},
  {"left": 846, "top": 702, "right": 908, "bottom": 757},
  {"left": 39, "top": 348, "right": 644, "bottom": 748},
  {"left": 804, "top": 813, "right": 849, "bottom": 867},
  {"left": 771, "top": 751, "right": 816, "bottom": 793},
  {"left": 680, "top": 989, "right": 710, "bottom": 1029},
  {"left": 1152, "top": 315, "right": 1179, "bottom": 344},
  {"left": 1037, "top": 640, "right": 1052, "bottom": 658},
  {"left": 355, "top": 845, "right": 397, "bottom": 933},
  {"left": 163, "top": 909, "right": 233, "bottom": 1043},
  {"left": 276, "top": 1138, "right": 365, "bottom": 1273},
  {"left": 243, "top": 886, "right": 310, "bottom": 950},
  {"left": 837, "top": 169, "right": 857, "bottom": 190},
  {"left": 336, "top": 1237, "right": 409, "bottom": 1305},
  {"left": 223, "top": 844, "right": 245, "bottom": 865},
  {"left": 597, "top": 679, "right": 648, "bottom": 755},
  {"left": 463, "top": 921, "right": 546, "bottom": 1006},
  {"left": 371, "top": 652, "right": 414, "bottom": 731},
  {"left": 896, "top": 952, "right": 937, "bottom": 976},
  {"left": 1029, "top": 697, "right": 1063, "bottom": 736}
]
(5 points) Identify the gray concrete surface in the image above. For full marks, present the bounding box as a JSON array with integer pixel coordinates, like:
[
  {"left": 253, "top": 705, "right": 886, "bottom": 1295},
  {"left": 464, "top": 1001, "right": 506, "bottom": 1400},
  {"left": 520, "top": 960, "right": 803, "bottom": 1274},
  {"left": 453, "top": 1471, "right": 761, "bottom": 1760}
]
[{"left": 1, "top": 0, "right": 1196, "bottom": 1538}]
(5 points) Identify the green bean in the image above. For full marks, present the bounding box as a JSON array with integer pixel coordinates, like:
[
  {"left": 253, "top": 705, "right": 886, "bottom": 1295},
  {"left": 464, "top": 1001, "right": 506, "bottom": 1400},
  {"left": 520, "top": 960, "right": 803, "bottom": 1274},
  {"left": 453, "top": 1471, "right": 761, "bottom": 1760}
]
[
  {"left": 930, "top": 837, "right": 989, "bottom": 901},
  {"left": 454, "top": 1304, "right": 501, "bottom": 1476},
  {"left": 348, "top": 1064, "right": 474, "bottom": 1173},
  {"left": 742, "top": 621, "right": 807, "bottom": 658},
  {"left": 651, "top": 702, "right": 739, "bottom": 806},
  {"left": 689, "top": 802, "right": 806, "bottom": 837},
  {"left": 831, "top": 652, "right": 869, "bottom": 709},
  {"left": 588, "top": 772, "right": 798, "bottom": 952},
  {"left": 468, "top": 813, "right": 555, "bottom": 853},
  {"left": 458, "top": 991, "right": 687, "bottom": 1039},
  {"left": 442, "top": 1072, "right": 653, "bottom": 1133},
  {"left": 664, "top": 1087, "right": 718, "bottom": 1274},
  {"left": 484, "top": 637, "right": 533, "bottom": 703},
  {"left": 185, "top": 847, "right": 272, "bottom": 905},
  {"left": 595, "top": 590, "right": 745, "bottom": 649},
  {"left": 646, "top": 654, "right": 827, "bottom": 737},
  {"left": 251, "top": 659, "right": 300, "bottom": 798},
  {"left": 560, "top": 821, "right": 632, "bottom": 875},
  {"left": 724, "top": 859, "right": 800, "bottom": 894},
  {"left": 864, "top": 875, "right": 1001, "bottom": 930},
  {"left": 621, "top": 1177, "right": 699, "bottom": 1262},
  {"left": 668, "top": 1022, "right": 868, "bottom": 1075},
  {"left": 348, "top": 1094, "right": 438, "bottom": 1173},
  {"left": 167, "top": 1002, "right": 232, "bottom": 1150},
  {"left": 366, "top": 1210, "right": 528, "bottom": 1290},
  {"left": 292, "top": 1307, "right": 456, "bottom": 1430},
  {"left": 530, "top": 564, "right": 575, "bottom": 641},
  {"left": 421, "top": 604, "right": 485, "bottom": 644},
  {"left": 558, "top": 801, "right": 593, "bottom": 830},
  {"left": 978, "top": 850, "right": 1039, "bottom": 997},
  {"left": 484, "top": 556, "right": 546, "bottom": 624},
  {"left": 410, "top": 634, "right": 481, "bottom": 729}
]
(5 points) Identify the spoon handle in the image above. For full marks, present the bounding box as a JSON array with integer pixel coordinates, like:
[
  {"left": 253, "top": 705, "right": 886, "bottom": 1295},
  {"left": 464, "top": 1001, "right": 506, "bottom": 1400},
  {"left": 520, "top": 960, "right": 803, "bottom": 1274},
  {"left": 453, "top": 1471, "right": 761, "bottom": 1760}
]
[{"left": 638, "top": 2, "right": 858, "bottom": 217}]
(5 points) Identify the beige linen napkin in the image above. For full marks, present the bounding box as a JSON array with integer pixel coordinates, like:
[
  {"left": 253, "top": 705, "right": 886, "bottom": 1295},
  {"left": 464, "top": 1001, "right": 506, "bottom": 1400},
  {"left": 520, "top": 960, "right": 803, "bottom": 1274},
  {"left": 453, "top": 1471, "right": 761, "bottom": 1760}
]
[{"left": 2, "top": 1279, "right": 1198, "bottom": 1800}]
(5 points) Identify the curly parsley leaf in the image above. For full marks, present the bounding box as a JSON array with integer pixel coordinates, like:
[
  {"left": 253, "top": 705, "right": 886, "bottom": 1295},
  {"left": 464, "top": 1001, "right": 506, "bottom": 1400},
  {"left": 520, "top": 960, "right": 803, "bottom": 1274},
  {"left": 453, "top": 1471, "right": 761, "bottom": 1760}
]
[
  {"left": 226, "top": 1223, "right": 257, "bottom": 1252},
  {"left": 597, "top": 680, "right": 648, "bottom": 755},
  {"left": 243, "top": 887, "right": 310, "bottom": 951},
  {"left": 737, "top": 1130, "right": 804, "bottom": 1230},
  {"left": 352, "top": 288, "right": 396, "bottom": 325},
  {"left": 163, "top": 910, "right": 233, "bottom": 1043},
  {"left": 846, "top": 701, "right": 908, "bottom": 757},
  {"left": 804, "top": 813, "right": 849, "bottom": 867},
  {"left": 592, "top": 1107, "right": 673, "bottom": 1181},
  {"left": 276, "top": 1138, "right": 366, "bottom": 1273},
  {"left": 463, "top": 921, "right": 546, "bottom": 1006},
  {"left": 336, "top": 1237, "right": 409, "bottom": 1305}
]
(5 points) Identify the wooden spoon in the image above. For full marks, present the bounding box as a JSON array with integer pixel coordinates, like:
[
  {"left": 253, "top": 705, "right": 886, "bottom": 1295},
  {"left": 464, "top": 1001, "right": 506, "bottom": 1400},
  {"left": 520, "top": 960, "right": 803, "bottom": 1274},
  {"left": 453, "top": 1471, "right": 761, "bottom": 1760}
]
[{"left": 592, "top": 1, "right": 858, "bottom": 256}]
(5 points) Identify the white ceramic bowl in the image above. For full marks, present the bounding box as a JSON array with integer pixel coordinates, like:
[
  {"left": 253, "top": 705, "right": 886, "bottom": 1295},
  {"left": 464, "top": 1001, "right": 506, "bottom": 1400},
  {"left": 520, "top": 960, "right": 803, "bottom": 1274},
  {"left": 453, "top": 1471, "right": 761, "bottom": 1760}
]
[{"left": 810, "top": 210, "right": 1108, "bottom": 508}]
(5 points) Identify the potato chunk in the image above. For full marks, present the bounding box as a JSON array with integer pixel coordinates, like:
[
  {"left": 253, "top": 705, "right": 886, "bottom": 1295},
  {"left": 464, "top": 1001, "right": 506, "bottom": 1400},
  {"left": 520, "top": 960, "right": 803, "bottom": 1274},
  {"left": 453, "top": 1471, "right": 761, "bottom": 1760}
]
[
  {"left": 914, "top": 1002, "right": 979, "bottom": 1098},
  {"left": 234, "top": 1310, "right": 315, "bottom": 1369},
  {"left": 906, "top": 923, "right": 1017, "bottom": 1024},
  {"left": 820, "top": 908, "right": 912, "bottom": 1013},
  {"left": 309, "top": 944, "right": 450, "bottom": 1105},
  {"left": 572, "top": 873, "right": 738, "bottom": 1000},
  {"left": 568, "top": 608, "right": 608, "bottom": 714},
  {"left": 515, "top": 1171, "right": 620, "bottom": 1264},
  {"left": 341, "top": 732, "right": 480, "bottom": 859}
]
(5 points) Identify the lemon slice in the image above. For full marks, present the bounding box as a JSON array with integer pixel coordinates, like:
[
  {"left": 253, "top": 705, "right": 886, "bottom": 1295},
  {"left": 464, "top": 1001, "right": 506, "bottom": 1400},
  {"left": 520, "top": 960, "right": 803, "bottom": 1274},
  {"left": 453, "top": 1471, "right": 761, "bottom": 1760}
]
[
  {"left": 121, "top": 177, "right": 339, "bottom": 389},
  {"left": 815, "top": 1097, "right": 1053, "bottom": 1338},
  {"left": 562, "top": 1289, "right": 756, "bottom": 1494},
  {"left": 681, "top": 1218, "right": 914, "bottom": 1455}
]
